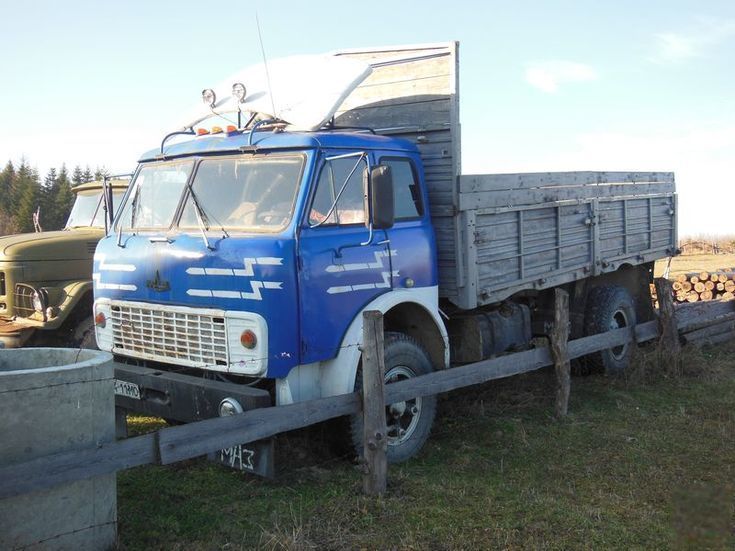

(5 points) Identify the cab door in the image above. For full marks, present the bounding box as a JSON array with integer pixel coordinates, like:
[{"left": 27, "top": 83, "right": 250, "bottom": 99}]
[{"left": 297, "top": 151, "right": 392, "bottom": 364}]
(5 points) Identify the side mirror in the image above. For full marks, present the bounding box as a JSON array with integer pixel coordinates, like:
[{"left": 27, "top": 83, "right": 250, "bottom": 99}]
[{"left": 369, "top": 165, "right": 394, "bottom": 230}]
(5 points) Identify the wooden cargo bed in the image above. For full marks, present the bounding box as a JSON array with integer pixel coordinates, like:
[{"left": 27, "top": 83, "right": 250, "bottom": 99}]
[{"left": 335, "top": 43, "right": 677, "bottom": 310}]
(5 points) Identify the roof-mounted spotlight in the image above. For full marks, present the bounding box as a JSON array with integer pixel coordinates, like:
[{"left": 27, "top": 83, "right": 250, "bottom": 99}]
[
  {"left": 201, "top": 88, "right": 217, "bottom": 108},
  {"left": 232, "top": 82, "right": 247, "bottom": 103}
]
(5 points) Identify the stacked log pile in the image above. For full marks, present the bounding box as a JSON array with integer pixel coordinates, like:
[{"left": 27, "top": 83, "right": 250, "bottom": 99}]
[
  {"left": 676, "top": 299, "right": 735, "bottom": 346},
  {"left": 672, "top": 271, "right": 735, "bottom": 303}
]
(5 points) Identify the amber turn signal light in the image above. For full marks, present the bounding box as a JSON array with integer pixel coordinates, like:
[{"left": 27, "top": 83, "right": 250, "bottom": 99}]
[
  {"left": 240, "top": 329, "right": 257, "bottom": 349},
  {"left": 94, "top": 312, "right": 106, "bottom": 328}
]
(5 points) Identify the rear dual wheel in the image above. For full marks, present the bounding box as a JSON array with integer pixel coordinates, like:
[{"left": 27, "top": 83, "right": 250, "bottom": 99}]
[{"left": 584, "top": 285, "right": 637, "bottom": 375}]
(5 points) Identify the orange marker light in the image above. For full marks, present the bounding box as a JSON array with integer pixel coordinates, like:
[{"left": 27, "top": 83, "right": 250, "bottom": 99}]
[
  {"left": 226, "top": 125, "right": 237, "bottom": 133},
  {"left": 197, "top": 128, "right": 210, "bottom": 136},
  {"left": 240, "top": 330, "right": 257, "bottom": 349},
  {"left": 94, "top": 312, "right": 106, "bottom": 328}
]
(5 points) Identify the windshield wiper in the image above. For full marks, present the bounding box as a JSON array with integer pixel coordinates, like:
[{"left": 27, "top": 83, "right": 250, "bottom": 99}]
[
  {"left": 117, "top": 184, "right": 142, "bottom": 248},
  {"left": 186, "top": 183, "right": 229, "bottom": 251}
]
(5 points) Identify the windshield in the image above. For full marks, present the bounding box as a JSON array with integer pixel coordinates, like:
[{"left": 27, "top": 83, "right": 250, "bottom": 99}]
[
  {"left": 179, "top": 155, "right": 304, "bottom": 232},
  {"left": 116, "top": 161, "right": 194, "bottom": 230},
  {"left": 66, "top": 189, "right": 127, "bottom": 229}
]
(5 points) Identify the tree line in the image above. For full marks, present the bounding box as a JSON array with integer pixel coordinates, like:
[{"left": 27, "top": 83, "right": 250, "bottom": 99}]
[{"left": 0, "top": 159, "right": 109, "bottom": 236}]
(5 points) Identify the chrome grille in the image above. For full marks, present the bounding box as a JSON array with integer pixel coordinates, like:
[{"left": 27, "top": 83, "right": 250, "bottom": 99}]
[
  {"left": 13, "top": 284, "right": 36, "bottom": 318},
  {"left": 110, "top": 303, "right": 228, "bottom": 367}
]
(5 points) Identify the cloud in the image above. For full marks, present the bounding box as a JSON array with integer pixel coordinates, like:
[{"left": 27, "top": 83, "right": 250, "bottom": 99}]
[
  {"left": 651, "top": 17, "right": 735, "bottom": 63},
  {"left": 524, "top": 61, "right": 598, "bottom": 93},
  {"left": 520, "top": 126, "right": 735, "bottom": 237}
]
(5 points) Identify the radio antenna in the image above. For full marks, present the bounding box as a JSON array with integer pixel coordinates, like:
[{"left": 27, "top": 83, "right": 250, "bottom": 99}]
[{"left": 255, "top": 13, "right": 277, "bottom": 118}]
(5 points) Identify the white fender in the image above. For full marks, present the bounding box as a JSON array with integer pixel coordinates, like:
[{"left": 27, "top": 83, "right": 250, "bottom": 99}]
[{"left": 276, "top": 285, "right": 448, "bottom": 405}]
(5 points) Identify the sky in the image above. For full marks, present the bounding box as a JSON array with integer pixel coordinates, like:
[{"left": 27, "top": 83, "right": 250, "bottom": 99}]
[{"left": 1, "top": 0, "right": 733, "bottom": 236}]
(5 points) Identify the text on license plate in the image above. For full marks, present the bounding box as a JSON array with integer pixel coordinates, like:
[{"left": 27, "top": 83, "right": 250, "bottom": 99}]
[{"left": 114, "top": 379, "right": 141, "bottom": 400}]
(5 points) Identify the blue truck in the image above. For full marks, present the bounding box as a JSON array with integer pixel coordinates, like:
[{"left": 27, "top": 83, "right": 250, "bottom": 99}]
[{"left": 97, "top": 43, "right": 677, "bottom": 469}]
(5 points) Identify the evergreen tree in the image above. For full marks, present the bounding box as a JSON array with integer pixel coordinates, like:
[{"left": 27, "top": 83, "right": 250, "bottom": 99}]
[
  {"left": 55, "top": 165, "right": 75, "bottom": 228},
  {"left": 72, "top": 165, "right": 84, "bottom": 187},
  {"left": 82, "top": 166, "right": 94, "bottom": 183},
  {"left": 0, "top": 160, "right": 16, "bottom": 216},
  {"left": 40, "top": 167, "right": 59, "bottom": 230},
  {"left": 14, "top": 160, "right": 41, "bottom": 233},
  {"left": 94, "top": 166, "right": 111, "bottom": 181}
]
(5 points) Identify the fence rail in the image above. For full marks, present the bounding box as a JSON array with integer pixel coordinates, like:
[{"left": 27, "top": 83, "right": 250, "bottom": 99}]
[{"left": 1, "top": 278, "right": 733, "bottom": 500}]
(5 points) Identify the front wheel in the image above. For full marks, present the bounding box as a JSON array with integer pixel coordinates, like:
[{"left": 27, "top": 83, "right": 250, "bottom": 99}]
[{"left": 351, "top": 332, "right": 437, "bottom": 464}]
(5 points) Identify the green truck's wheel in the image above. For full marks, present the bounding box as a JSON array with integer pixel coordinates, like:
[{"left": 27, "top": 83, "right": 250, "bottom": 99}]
[{"left": 71, "top": 315, "right": 98, "bottom": 349}]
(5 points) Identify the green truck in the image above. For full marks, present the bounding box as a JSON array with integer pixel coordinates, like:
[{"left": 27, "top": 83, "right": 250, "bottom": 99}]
[{"left": 0, "top": 177, "right": 129, "bottom": 348}]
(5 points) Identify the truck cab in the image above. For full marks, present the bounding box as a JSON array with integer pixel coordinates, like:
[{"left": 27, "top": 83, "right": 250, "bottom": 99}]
[
  {"left": 94, "top": 130, "right": 446, "bottom": 394},
  {"left": 0, "top": 178, "right": 129, "bottom": 348}
]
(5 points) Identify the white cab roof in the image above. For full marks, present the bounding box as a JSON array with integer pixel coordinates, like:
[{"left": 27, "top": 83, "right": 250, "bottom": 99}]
[{"left": 184, "top": 54, "right": 372, "bottom": 131}]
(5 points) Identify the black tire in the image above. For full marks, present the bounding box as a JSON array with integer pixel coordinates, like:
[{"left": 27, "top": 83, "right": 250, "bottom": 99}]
[
  {"left": 351, "top": 332, "right": 437, "bottom": 464},
  {"left": 70, "top": 315, "right": 98, "bottom": 349},
  {"left": 584, "top": 286, "right": 636, "bottom": 375}
]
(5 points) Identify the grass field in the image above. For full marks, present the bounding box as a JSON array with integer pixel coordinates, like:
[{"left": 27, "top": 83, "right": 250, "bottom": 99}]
[
  {"left": 654, "top": 254, "right": 735, "bottom": 278},
  {"left": 118, "top": 341, "right": 735, "bottom": 549}
]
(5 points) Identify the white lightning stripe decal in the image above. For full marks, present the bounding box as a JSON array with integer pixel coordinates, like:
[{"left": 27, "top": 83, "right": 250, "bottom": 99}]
[
  {"left": 186, "top": 281, "right": 283, "bottom": 301},
  {"left": 92, "top": 272, "right": 137, "bottom": 292},
  {"left": 186, "top": 257, "right": 284, "bottom": 277},
  {"left": 326, "top": 271, "right": 397, "bottom": 294},
  {"left": 95, "top": 254, "right": 136, "bottom": 272},
  {"left": 187, "top": 289, "right": 212, "bottom": 297},
  {"left": 325, "top": 250, "right": 396, "bottom": 273},
  {"left": 97, "top": 282, "right": 138, "bottom": 291}
]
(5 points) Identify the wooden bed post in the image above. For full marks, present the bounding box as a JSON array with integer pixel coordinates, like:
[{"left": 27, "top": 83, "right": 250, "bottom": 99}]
[{"left": 551, "top": 288, "right": 571, "bottom": 418}]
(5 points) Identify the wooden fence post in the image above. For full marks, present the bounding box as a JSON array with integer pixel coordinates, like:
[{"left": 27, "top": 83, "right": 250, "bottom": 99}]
[
  {"left": 654, "top": 277, "right": 681, "bottom": 366},
  {"left": 551, "top": 288, "right": 571, "bottom": 418},
  {"left": 361, "top": 310, "right": 388, "bottom": 496}
]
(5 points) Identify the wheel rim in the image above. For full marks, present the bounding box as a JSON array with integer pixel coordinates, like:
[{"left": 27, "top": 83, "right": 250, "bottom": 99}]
[
  {"left": 384, "top": 365, "right": 421, "bottom": 446},
  {"left": 610, "top": 309, "right": 629, "bottom": 359}
]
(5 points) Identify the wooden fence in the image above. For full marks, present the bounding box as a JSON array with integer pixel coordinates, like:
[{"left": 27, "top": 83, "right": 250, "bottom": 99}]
[{"left": 0, "top": 278, "right": 733, "bottom": 500}]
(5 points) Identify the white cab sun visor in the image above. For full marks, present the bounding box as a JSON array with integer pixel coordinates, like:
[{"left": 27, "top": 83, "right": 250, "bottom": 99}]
[{"left": 183, "top": 55, "right": 372, "bottom": 131}]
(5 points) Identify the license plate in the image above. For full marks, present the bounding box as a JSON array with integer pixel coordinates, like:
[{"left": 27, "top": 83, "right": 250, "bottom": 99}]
[{"left": 114, "top": 379, "right": 141, "bottom": 400}]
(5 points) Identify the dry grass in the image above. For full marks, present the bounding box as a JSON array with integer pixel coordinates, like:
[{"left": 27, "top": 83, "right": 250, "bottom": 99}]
[
  {"left": 117, "top": 252, "right": 735, "bottom": 549},
  {"left": 654, "top": 253, "right": 735, "bottom": 278},
  {"left": 118, "top": 341, "right": 735, "bottom": 550}
]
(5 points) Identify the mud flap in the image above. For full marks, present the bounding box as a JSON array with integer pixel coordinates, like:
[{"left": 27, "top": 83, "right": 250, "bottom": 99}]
[{"left": 208, "top": 438, "right": 275, "bottom": 478}]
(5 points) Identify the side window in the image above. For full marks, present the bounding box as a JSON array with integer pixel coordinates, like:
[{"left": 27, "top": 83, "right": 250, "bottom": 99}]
[
  {"left": 382, "top": 158, "right": 423, "bottom": 220},
  {"left": 309, "top": 156, "right": 367, "bottom": 226}
]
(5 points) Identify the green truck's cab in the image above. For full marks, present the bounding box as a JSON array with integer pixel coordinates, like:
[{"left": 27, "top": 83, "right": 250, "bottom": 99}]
[{"left": 0, "top": 178, "right": 129, "bottom": 348}]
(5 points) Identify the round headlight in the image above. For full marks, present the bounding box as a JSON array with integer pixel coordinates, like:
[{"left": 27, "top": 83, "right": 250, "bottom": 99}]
[
  {"left": 232, "top": 82, "right": 247, "bottom": 103},
  {"left": 31, "top": 289, "right": 47, "bottom": 313},
  {"left": 219, "top": 397, "right": 243, "bottom": 417},
  {"left": 201, "top": 88, "right": 216, "bottom": 108}
]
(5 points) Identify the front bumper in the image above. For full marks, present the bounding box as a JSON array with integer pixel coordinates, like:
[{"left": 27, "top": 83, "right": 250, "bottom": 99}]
[
  {"left": 0, "top": 318, "right": 35, "bottom": 348},
  {"left": 114, "top": 362, "right": 274, "bottom": 477}
]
